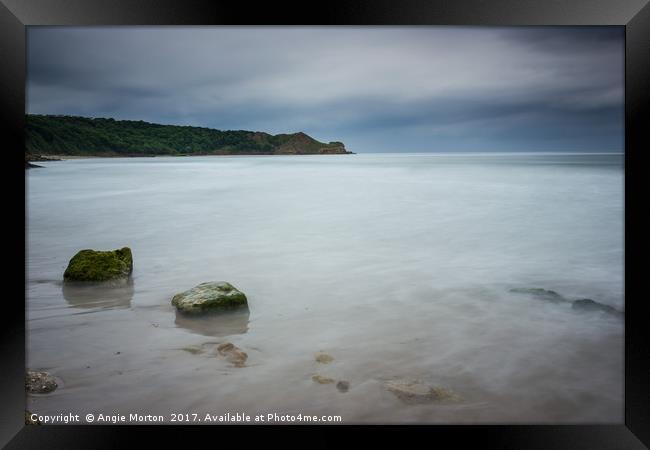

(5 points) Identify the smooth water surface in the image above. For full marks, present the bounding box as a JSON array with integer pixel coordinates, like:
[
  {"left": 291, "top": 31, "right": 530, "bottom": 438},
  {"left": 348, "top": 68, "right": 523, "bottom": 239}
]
[{"left": 26, "top": 153, "right": 624, "bottom": 423}]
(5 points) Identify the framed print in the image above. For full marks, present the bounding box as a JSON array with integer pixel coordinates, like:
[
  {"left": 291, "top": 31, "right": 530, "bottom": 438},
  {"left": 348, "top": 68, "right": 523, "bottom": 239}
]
[{"left": 2, "top": 0, "right": 649, "bottom": 448}]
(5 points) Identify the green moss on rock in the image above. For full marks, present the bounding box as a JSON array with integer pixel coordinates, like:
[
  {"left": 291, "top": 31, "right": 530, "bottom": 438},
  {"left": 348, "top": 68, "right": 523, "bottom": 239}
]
[
  {"left": 172, "top": 281, "right": 248, "bottom": 314},
  {"left": 63, "top": 247, "right": 133, "bottom": 282}
]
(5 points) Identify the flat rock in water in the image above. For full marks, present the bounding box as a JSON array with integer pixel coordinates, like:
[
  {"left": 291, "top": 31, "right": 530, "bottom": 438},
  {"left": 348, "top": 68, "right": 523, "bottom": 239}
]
[
  {"left": 26, "top": 370, "right": 58, "bottom": 394},
  {"left": 384, "top": 379, "right": 460, "bottom": 404},
  {"left": 216, "top": 342, "right": 248, "bottom": 367},
  {"left": 172, "top": 282, "right": 248, "bottom": 314},
  {"left": 63, "top": 247, "right": 133, "bottom": 282}
]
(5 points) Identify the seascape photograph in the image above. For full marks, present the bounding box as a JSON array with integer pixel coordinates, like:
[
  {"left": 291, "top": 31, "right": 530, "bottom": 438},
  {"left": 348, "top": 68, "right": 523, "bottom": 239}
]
[{"left": 25, "top": 26, "right": 624, "bottom": 425}]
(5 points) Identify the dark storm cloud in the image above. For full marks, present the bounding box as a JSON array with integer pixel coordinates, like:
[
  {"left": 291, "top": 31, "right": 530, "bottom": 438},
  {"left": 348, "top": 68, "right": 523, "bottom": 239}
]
[
  {"left": 27, "top": 27, "right": 624, "bottom": 152},
  {"left": 500, "top": 27, "right": 622, "bottom": 52}
]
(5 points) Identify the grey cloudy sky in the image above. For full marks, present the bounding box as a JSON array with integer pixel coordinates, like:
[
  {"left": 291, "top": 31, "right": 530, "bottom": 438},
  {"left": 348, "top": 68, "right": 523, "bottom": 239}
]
[{"left": 27, "top": 26, "right": 624, "bottom": 152}]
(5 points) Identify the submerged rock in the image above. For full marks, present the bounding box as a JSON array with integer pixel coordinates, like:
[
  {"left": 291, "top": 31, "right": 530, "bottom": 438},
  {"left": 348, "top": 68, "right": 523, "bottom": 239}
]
[
  {"left": 509, "top": 287, "right": 567, "bottom": 303},
  {"left": 312, "top": 374, "right": 336, "bottom": 384},
  {"left": 572, "top": 299, "right": 622, "bottom": 316},
  {"left": 315, "top": 352, "right": 334, "bottom": 364},
  {"left": 511, "top": 288, "right": 623, "bottom": 317},
  {"left": 172, "top": 282, "right": 248, "bottom": 314},
  {"left": 384, "top": 379, "right": 460, "bottom": 404},
  {"left": 26, "top": 370, "right": 58, "bottom": 394},
  {"left": 179, "top": 341, "right": 222, "bottom": 355},
  {"left": 336, "top": 381, "right": 350, "bottom": 392},
  {"left": 181, "top": 345, "right": 204, "bottom": 355},
  {"left": 217, "top": 342, "right": 235, "bottom": 353},
  {"left": 216, "top": 342, "right": 248, "bottom": 367},
  {"left": 63, "top": 247, "right": 133, "bottom": 282}
]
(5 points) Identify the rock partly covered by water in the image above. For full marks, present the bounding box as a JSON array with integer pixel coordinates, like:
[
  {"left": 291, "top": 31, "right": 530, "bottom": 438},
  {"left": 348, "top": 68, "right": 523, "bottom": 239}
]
[
  {"left": 311, "top": 350, "right": 349, "bottom": 391},
  {"left": 509, "top": 287, "right": 567, "bottom": 303},
  {"left": 216, "top": 342, "right": 248, "bottom": 367},
  {"left": 172, "top": 282, "right": 248, "bottom": 314},
  {"left": 26, "top": 370, "right": 58, "bottom": 394},
  {"left": 572, "top": 299, "right": 622, "bottom": 316},
  {"left": 63, "top": 247, "right": 133, "bottom": 282},
  {"left": 510, "top": 287, "right": 623, "bottom": 316},
  {"left": 311, "top": 374, "right": 351, "bottom": 393},
  {"left": 384, "top": 379, "right": 460, "bottom": 404}
]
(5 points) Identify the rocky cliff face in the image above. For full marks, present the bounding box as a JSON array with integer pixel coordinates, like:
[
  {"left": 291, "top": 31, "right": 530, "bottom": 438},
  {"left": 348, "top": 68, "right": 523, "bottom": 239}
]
[
  {"left": 318, "top": 146, "right": 349, "bottom": 154},
  {"left": 274, "top": 132, "right": 352, "bottom": 154}
]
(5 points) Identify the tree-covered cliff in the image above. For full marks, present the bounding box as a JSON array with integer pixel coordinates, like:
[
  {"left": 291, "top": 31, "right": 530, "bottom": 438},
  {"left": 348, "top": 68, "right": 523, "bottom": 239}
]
[{"left": 25, "top": 115, "right": 351, "bottom": 156}]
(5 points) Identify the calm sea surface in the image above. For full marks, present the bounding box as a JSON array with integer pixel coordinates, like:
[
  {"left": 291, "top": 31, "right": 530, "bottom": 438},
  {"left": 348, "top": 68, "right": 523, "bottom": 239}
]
[{"left": 26, "top": 153, "right": 624, "bottom": 423}]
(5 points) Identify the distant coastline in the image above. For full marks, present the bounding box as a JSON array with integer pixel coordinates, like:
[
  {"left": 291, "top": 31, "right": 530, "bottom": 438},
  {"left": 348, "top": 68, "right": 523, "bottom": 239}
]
[
  {"left": 28, "top": 153, "right": 356, "bottom": 161},
  {"left": 25, "top": 114, "right": 354, "bottom": 158}
]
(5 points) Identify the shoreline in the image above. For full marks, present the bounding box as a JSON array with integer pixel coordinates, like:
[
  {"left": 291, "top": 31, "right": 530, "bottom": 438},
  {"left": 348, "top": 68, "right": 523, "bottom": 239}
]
[
  {"left": 33, "top": 152, "right": 355, "bottom": 160},
  {"left": 28, "top": 152, "right": 618, "bottom": 162}
]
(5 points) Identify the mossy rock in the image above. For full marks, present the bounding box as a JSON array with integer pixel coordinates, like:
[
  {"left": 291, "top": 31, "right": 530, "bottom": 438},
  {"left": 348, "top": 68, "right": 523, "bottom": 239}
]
[
  {"left": 63, "top": 247, "right": 133, "bottom": 282},
  {"left": 172, "top": 282, "right": 248, "bottom": 314}
]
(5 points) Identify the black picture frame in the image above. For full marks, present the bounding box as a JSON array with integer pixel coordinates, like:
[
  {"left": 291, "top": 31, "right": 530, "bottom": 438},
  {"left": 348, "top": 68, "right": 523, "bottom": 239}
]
[{"left": 2, "top": 0, "right": 648, "bottom": 448}]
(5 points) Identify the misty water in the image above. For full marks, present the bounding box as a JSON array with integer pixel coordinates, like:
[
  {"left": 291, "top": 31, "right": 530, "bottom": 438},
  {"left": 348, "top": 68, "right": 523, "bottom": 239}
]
[{"left": 26, "top": 153, "right": 624, "bottom": 424}]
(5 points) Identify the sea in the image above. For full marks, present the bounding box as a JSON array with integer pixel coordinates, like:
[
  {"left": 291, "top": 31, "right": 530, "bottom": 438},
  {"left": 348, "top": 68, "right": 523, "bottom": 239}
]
[{"left": 26, "top": 152, "right": 624, "bottom": 424}]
